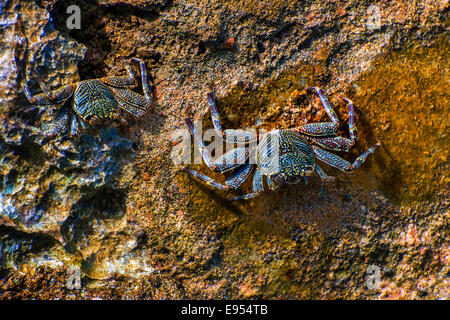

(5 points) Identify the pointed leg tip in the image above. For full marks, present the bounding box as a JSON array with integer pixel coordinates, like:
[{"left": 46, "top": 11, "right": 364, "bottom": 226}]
[
  {"left": 229, "top": 194, "right": 243, "bottom": 201},
  {"left": 185, "top": 117, "right": 194, "bottom": 127},
  {"left": 130, "top": 57, "right": 142, "bottom": 63},
  {"left": 339, "top": 96, "right": 353, "bottom": 103},
  {"left": 305, "top": 86, "right": 321, "bottom": 93},
  {"left": 182, "top": 167, "right": 191, "bottom": 173},
  {"left": 206, "top": 92, "right": 215, "bottom": 106}
]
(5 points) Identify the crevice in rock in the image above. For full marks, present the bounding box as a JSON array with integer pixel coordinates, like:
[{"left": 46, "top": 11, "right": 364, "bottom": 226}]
[{"left": 60, "top": 187, "right": 127, "bottom": 255}]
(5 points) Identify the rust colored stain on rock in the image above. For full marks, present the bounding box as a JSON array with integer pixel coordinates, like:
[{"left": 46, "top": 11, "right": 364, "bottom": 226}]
[{"left": 0, "top": 0, "right": 449, "bottom": 300}]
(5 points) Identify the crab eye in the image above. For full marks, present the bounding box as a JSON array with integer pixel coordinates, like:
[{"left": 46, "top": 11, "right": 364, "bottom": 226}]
[{"left": 305, "top": 165, "right": 314, "bottom": 174}]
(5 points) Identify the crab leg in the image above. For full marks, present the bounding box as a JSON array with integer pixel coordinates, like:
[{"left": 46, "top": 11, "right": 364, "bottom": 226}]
[
  {"left": 294, "top": 122, "right": 338, "bottom": 136},
  {"left": 183, "top": 168, "right": 229, "bottom": 190},
  {"left": 183, "top": 163, "right": 253, "bottom": 192},
  {"left": 185, "top": 117, "right": 216, "bottom": 170},
  {"left": 100, "top": 73, "right": 135, "bottom": 88},
  {"left": 294, "top": 87, "right": 343, "bottom": 136},
  {"left": 112, "top": 87, "right": 149, "bottom": 115},
  {"left": 213, "top": 146, "right": 253, "bottom": 172},
  {"left": 116, "top": 99, "right": 145, "bottom": 117},
  {"left": 230, "top": 167, "right": 264, "bottom": 200},
  {"left": 6, "top": 104, "right": 70, "bottom": 138},
  {"left": 131, "top": 58, "right": 152, "bottom": 101},
  {"left": 41, "top": 104, "right": 71, "bottom": 137},
  {"left": 226, "top": 163, "right": 254, "bottom": 188},
  {"left": 307, "top": 97, "right": 358, "bottom": 151},
  {"left": 5, "top": 117, "right": 45, "bottom": 135},
  {"left": 348, "top": 141, "right": 381, "bottom": 170},
  {"left": 310, "top": 136, "right": 353, "bottom": 152},
  {"left": 306, "top": 87, "right": 340, "bottom": 124},
  {"left": 314, "top": 163, "right": 335, "bottom": 181},
  {"left": 101, "top": 58, "right": 152, "bottom": 104},
  {"left": 206, "top": 89, "right": 257, "bottom": 144},
  {"left": 69, "top": 114, "right": 79, "bottom": 137},
  {"left": 30, "top": 70, "right": 57, "bottom": 100},
  {"left": 341, "top": 96, "right": 357, "bottom": 145},
  {"left": 186, "top": 117, "right": 252, "bottom": 172},
  {"left": 312, "top": 142, "right": 380, "bottom": 172},
  {"left": 22, "top": 81, "right": 76, "bottom": 106}
]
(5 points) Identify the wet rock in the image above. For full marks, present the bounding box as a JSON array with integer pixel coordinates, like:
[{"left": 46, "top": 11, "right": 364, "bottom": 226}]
[
  {"left": 0, "top": 0, "right": 85, "bottom": 113},
  {"left": 0, "top": 0, "right": 449, "bottom": 299},
  {"left": 0, "top": 0, "right": 142, "bottom": 282},
  {"left": 0, "top": 127, "right": 137, "bottom": 233},
  {"left": 0, "top": 225, "right": 73, "bottom": 271}
]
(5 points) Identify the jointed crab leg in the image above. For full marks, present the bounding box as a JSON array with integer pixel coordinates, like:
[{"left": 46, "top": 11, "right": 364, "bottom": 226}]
[
  {"left": 213, "top": 146, "right": 252, "bottom": 172},
  {"left": 295, "top": 87, "right": 344, "bottom": 137},
  {"left": 99, "top": 59, "right": 149, "bottom": 90},
  {"left": 311, "top": 96, "right": 357, "bottom": 151},
  {"left": 6, "top": 103, "right": 70, "bottom": 138},
  {"left": 306, "top": 87, "right": 340, "bottom": 124},
  {"left": 341, "top": 96, "right": 357, "bottom": 145},
  {"left": 6, "top": 117, "right": 45, "bottom": 135},
  {"left": 296, "top": 95, "right": 358, "bottom": 152},
  {"left": 42, "top": 104, "right": 71, "bottom": 137},
  {"left": 101, "top": 58, "right": 152, "bottom": 108},
  {"left": 69, "top": 114, "right": 79, "bottom": 137},
  {"left": 230, "top": 167, "right": 264, "bottom": 200},
  {"left": 183, "top": 162, "right": 254, "bottom": 192},
  {"left": 185, "top": 117, "right": 252, "bottom": 172},
  {"left": 310, "top": 136, "right": 352, "bottom": 152},
  {"left": 226, "top": 163, "right": 254, "bottom": 188},
  {"left": 22, "top": 81, "right": 76, "bottom": 106},
  {"left": 131, "top": 58, "right": 152, "bottom": 101},
  {"left": 294, "top": 122, "right": 338, "bottom": 136},
  {"left": 185, "top": 117, "right": 215, "bottom": 170},
  {"left": 314, "top": 163, "right": 335, "bottom": 181},
  {"left": 112, "top": 88, "right": 150, "bottom": 116},
  {"left": 183, "top": 168, "right": 229, "bottom": 190},
  {"left": 30, "top": 70, "right": 56, "bottom": 100},
  {"left": 348, "top": 141, "right": 380, "bottom": 170},
  {"left": 312, "top": 141, "right": 380, "bottom": 172},
  {"left": 207, "top": 90, "right": 257, "bottom": 144}
]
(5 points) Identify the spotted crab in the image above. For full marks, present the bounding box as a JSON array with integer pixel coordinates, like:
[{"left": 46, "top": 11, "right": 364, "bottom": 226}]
[
  {"left": 183, "top": 86, "right": 380, "bottom": 200},
  {"left": 12, "top": 58, "right": 152, "bottom": 137}
]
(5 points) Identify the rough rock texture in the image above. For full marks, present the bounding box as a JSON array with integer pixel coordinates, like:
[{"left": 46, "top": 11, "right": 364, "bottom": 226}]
[{"left": 0, "top": 0, "right": 448, "bottom": 299}]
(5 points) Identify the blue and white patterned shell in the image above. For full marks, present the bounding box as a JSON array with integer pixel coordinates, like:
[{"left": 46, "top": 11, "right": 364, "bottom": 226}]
[{"left": 256, "top": 129, "right": 315, "bottom": 183}]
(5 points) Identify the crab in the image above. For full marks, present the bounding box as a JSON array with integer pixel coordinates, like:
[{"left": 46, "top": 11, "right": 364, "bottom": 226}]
[
  {"left": 12, "top": 58, "right": 152, "bottom": 137},
  {"left": 183, "top": 86, "right": 380, "bottom": 200}
]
